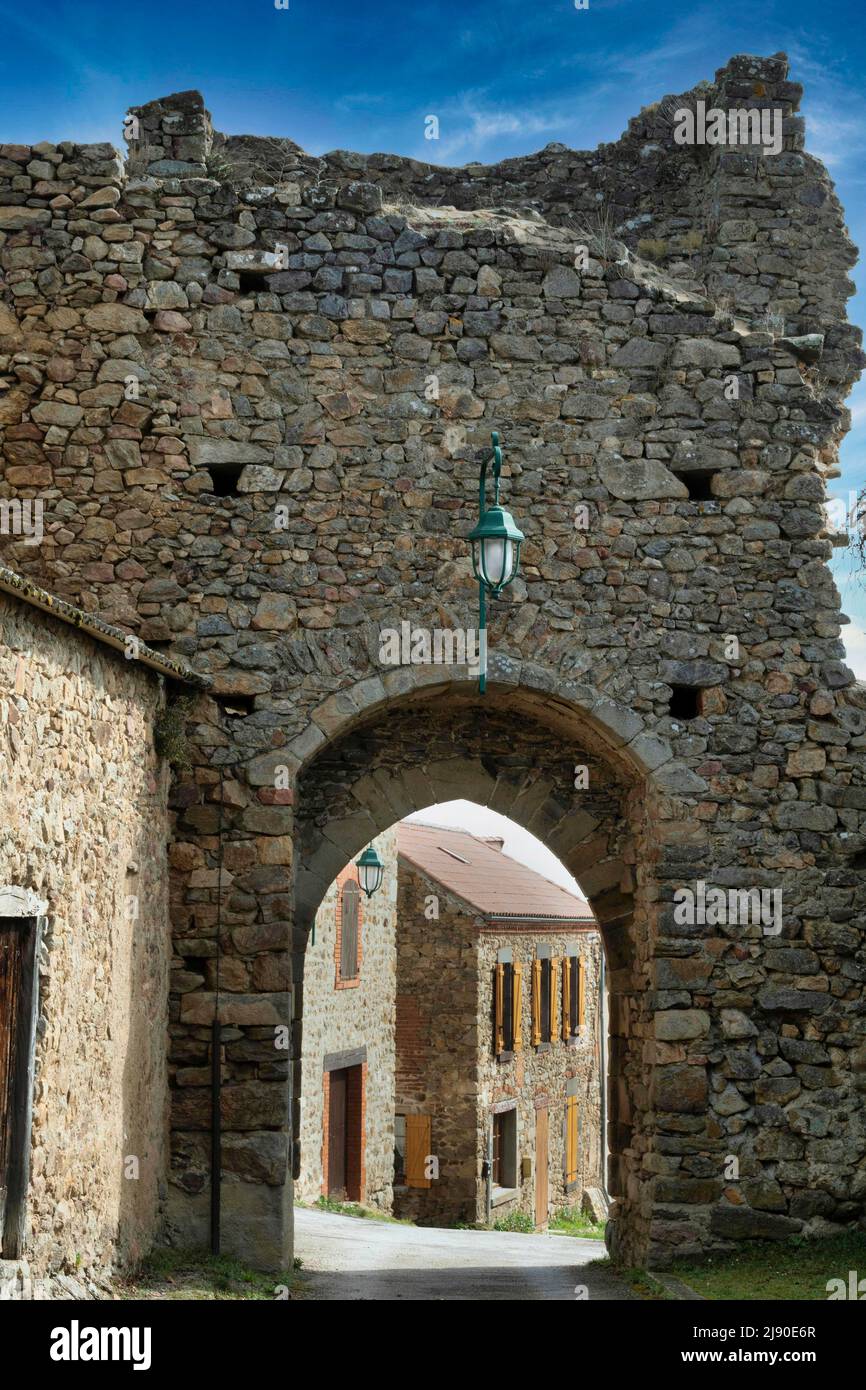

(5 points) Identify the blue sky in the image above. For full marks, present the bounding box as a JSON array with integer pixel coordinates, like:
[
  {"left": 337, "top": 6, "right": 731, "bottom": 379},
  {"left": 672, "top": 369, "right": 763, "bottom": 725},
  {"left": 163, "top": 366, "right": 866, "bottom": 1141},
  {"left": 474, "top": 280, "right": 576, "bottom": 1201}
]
[{"left": 2, "top": 0, "right": 865, "bottom": 673}]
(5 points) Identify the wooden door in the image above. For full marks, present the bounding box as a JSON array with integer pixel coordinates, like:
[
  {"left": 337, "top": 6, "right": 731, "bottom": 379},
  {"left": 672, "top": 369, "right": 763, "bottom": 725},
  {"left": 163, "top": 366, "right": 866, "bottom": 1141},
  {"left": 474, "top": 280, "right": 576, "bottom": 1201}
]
[
  {"left": 0, "top": 919, "right": 24, "bottom": 1230},
  {"left": 0, "top": 915, "right": 40, "bottom": 1256},
  {"left": 327, "top": 1069, "right": 348, "bottom": 1197},
  {"left": 535, "top": 1106, "right": 549, "bottom": 1227}
]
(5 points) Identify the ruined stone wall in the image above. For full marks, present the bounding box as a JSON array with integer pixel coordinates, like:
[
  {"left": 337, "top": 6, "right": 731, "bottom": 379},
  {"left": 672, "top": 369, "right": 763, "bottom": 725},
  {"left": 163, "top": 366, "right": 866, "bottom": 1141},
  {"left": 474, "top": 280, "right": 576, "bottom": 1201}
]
[
  {"left": 0, "top": 592, "right": 170, "bottom": 1286},
  {"left": 1, "top": 51, "right": 864, "bottom": 1270},
  {"left": 296, "top": 828, "right": 397, "bottom": 1208}
]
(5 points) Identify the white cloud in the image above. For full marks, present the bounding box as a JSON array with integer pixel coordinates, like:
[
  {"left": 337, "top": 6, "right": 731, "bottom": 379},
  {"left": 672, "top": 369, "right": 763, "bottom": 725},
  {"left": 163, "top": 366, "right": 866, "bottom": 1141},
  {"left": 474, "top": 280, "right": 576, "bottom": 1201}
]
[
  {"left": 431, "top": 96, "right": 569, "bottom": 162},
  {"left": 842, "top": 620, "right": 866, "bottom": 679}
]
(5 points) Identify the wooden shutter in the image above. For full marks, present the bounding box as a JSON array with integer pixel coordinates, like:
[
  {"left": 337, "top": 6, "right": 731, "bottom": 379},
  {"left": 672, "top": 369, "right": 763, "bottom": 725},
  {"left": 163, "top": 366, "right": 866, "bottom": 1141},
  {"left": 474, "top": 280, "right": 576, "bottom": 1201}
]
[
  {"left": 340, "top": 880, "right": 359, "bottom": 980},
  {"left": 577, "top": 956, "right": 586, "bottom": 1030},
  {"left": 531, "top": 959, "right": 542, "bottom": 1046},
  {"left": 512, "top": 961, "right": 523, "bottom": 1051},
  {"left": 549, "top": 958, "right": 559, "bottom": 1043},
  {"left": 494, "top": 963, "right": 505, "bottom": 1055},
  {"left": 405, "top": 1113, "right": 431, "bottom": 1188},
  {"left": 561, "top": 956, "right": 571, "bottom": 1040},
  {"left": 565, "top": 1096, "right": 579, "bottom": 1185}
]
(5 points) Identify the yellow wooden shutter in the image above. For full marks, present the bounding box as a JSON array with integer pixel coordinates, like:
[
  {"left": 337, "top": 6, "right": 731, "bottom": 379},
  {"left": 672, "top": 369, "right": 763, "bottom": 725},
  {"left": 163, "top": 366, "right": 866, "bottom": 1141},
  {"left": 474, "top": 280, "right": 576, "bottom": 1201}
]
[
  {"left": 495, "top": 963, "right": 504, "bottom": 1054},
  {"left": 577, "top": 957, "right": 586, "bottom": 1030},
  {"left": 566, "top": 1097, "right": 578, "bottom": 1185},
  {"left": 406, "top": 1114, "right": 432, "bottom": 1188},
  {"left": 562, "top": 956, "right": 571, "bottom": 1040},
  {"left": 550, "top": 958, "right": 559, "bottom": 1043},
  {"left": 512, "top": 961, "right": 523, "bottom": 1051},
  {"left": 531, "top": 959, "right": 541, "bottom": 1046}
]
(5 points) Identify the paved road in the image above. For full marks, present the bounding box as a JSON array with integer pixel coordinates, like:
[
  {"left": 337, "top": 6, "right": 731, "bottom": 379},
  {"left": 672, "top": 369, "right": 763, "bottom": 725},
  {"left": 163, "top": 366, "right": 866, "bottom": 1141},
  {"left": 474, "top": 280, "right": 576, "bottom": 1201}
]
[{"left": 294, "top": 1207, "right": 638, "bottom": 1301}]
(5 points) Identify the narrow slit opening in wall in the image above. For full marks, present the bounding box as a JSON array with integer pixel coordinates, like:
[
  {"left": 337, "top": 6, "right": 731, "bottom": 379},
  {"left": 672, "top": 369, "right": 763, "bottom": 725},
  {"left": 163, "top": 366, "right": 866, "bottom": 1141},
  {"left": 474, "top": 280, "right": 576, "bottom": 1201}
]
[
  {"left": 669, "top": 685, "right": 703, "bottom": 720},
  {"left": 205, "top": 464, "right": 245, "bottom": 497},
  {"left": 673, "top": 470, "right": 718, "bottom": 501}
]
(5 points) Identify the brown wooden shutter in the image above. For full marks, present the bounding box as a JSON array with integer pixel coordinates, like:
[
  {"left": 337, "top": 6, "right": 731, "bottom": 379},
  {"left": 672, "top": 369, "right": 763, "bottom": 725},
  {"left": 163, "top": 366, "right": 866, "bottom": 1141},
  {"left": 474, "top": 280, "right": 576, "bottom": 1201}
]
[
  {"left": 340, "top": 879, "right": 360, "bottom": 980},
  {"left": 549, "top": 958, "right": 559, "bottom": 1043},
  {"left": 561, "top": 956, "right": 571, "bottom": 1040},
  {"left": 512, "top": 961, "right": 523, "bottom": 1051},
  {"left": 531, "top": 959, "right": 542, "bottom": 1046},
  {"left": 565, "top": 1096, "right": 579, "bottom": 1185},
  {"left": 577, "top": 956, "right": 586, "bottom": 1029},
  {"left": 405, "top": 1114, "right": 432, "bottom": 1188},
  {"left": 494, "top": 963, "right": 505, "bottom": 1055}
]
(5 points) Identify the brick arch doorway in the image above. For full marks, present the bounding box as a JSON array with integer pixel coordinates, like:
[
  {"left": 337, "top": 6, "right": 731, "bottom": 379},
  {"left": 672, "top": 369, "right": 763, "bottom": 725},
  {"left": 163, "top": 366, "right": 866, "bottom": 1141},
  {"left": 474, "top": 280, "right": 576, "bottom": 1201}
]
[{"left": 292, "top": 674, "right": 672, "bottom": 1269}]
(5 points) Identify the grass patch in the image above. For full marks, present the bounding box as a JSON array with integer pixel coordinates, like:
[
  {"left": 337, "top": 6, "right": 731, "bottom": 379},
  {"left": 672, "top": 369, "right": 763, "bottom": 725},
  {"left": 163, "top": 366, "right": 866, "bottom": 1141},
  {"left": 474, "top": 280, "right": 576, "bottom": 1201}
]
[
  {"left": 492, "top": 1209, "right": 536, "bottom": 1233},
  {"left": 626, "top": 1266, "right": 672, "bottom": 1300},
  {"left": 669, "top": 1232, "right": 866, "bottom": 1301},
  {"left": 637, "top": 237, "right": 669, "bottom": 262},
  {"left": 549, "top": 1205, "right": 607, "bottom": 1241},
  {"left": 307, "top": 1195, "right": 411, "bottom": 1224},
  {"left": 116, "top": 1245, "right": 306, "bottom": 1301}
]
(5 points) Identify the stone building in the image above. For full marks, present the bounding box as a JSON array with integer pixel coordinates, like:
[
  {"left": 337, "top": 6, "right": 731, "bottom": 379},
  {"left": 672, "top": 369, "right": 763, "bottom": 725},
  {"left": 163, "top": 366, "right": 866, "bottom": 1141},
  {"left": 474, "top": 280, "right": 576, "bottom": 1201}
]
[
  {"left": 0, "top": 49, "right": 864, "bottom": 1280},
  {"left": 296, "top": 828, "right": 397, "bottom": 1209},
  {"left": 0, "top": 567, "right": 199, "bottom": 1298},
  {"left": 394, "top": 823, "right": 603, "bottom": 1228}
]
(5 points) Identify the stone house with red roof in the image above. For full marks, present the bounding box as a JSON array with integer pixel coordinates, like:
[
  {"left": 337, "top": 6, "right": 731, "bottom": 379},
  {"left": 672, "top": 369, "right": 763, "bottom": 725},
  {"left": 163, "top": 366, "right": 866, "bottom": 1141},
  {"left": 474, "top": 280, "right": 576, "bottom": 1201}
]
[
  {"left": 394, "top": 823, "right": 604, "bottom": 1229},
  {"left": 297, "top": 818, "right": 604, "bottom": 1229}
]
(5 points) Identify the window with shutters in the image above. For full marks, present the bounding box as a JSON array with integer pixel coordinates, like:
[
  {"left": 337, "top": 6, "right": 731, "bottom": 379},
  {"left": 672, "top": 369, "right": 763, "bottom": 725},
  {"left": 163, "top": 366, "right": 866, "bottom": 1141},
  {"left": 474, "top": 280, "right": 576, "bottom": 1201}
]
[
  {"left": 338, "top": 878, "right": 360, "bottom": 982},
  {"left": 565, "top": 1093, "right": 580, "bottom": 1189},
  {"left": 393, "top": 1114, "right": 406, "bottom": 1186},
  {"left": 563, "top": 950, "right": 585, "bottom": 1040},
  {"left": 492, "top": 1107, "right": 518, "bottom": 1192},
  {"left": 532, "top": 946, "right": 554, "bottom": 1049},
  {"left": 494, "top": 953, "right": 517, "bottom": 1057},
  {"left": 404, "top": 1113, "right": 431, "bottom": 1188}
]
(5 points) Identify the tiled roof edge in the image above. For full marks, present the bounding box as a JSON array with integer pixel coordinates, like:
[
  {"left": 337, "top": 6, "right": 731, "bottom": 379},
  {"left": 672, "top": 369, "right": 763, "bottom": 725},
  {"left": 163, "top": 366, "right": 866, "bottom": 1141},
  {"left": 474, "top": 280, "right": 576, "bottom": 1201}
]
[{"left": 0, "top": 566, "right": 208, "bottom": 687}]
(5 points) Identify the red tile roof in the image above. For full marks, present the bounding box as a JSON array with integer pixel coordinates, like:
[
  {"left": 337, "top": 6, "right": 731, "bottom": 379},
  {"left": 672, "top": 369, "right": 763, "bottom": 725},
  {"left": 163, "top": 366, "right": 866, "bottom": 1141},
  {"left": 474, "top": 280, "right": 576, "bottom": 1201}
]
[{"left": 397, "top": 822, "right": 596, "bottom": 924}]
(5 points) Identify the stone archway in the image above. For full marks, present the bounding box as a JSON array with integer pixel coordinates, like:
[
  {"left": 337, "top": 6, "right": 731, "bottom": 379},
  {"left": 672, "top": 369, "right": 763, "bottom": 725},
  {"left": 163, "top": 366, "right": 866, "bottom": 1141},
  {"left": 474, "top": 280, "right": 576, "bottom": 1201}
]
[{"left": 287, "top": 666, "right": 687, "bottom": 1268}]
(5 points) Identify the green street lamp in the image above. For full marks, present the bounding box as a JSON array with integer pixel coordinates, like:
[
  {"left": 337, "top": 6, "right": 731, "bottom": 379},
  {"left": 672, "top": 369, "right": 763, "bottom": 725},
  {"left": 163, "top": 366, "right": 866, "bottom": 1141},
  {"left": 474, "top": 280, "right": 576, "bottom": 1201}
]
[
  {"left": 468, "top": 431, "right": 524, "bottom": 693},
  {"left": 356, "top": 844, "right": 385, "bottom": 898}
]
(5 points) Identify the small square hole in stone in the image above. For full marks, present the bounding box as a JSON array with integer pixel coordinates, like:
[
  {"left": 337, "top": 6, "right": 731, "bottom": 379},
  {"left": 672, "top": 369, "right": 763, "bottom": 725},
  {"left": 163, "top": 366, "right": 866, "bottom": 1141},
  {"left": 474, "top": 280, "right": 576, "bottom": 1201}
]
[
  {"left": 669, "top": 685, "right": 703, "bottom": 720},
  {"left": 205, "top": 464, "right": 245, "bottom": 496},
  {"left": 217, "top": 695, "right": 256, "bottom": 717},
  {"left": 238, "top": 271, "right": 266, "bottom": 294},
  {"left": 673, "top": 470, "right": 718, "bottom": 501}
]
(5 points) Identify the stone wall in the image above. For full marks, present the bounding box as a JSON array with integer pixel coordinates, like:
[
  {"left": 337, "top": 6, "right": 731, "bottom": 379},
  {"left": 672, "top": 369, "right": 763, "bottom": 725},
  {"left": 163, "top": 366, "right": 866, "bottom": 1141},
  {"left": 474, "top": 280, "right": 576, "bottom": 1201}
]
[
  {"left": 0, "top": 590, "right": 171, "bottom": 1289},
  {"left": 393, "top": 853, "right": 602, "bottom": 1226},
  {"left": 296, "top": 828, "right": 397, "bottom": 1208},
  {"left": 1, "top": 50, "right": 864, "bottom": 1268}
]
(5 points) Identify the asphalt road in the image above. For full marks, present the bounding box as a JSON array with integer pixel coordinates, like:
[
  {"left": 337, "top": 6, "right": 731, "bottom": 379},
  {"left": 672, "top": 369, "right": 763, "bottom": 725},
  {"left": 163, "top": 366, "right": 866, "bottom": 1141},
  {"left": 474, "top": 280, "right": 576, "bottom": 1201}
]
[{"left": 294, "top": 1207, "right": 638, "bottom": 1301}]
